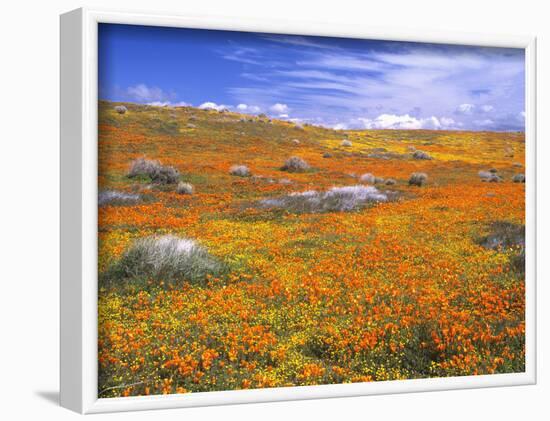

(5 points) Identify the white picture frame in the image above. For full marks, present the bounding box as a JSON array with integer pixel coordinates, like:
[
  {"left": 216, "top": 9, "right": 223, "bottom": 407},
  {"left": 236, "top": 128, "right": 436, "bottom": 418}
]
[{"left": 60, "top": 7, "right": 537, "bottom": 414}]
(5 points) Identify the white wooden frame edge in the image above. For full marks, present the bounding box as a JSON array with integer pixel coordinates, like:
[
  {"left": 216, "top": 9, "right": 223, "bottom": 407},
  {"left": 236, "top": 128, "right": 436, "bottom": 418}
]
[{"left": 60, "top": 7, "right": 537, "bottom": 414}]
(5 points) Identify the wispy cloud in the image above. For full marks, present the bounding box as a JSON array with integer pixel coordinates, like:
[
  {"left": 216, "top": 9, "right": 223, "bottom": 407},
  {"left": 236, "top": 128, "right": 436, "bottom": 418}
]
[
  {"left": 127, "top": 84, "right": 174, "bottom": 103},
  {"left": 219, "top": 38, "right": 524, "bottom": 130}
]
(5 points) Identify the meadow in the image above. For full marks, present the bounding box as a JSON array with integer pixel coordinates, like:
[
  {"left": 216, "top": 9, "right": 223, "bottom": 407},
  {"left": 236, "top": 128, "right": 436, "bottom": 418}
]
[{"left": 97, "top": 100, "right": 525, "bottom": 398}]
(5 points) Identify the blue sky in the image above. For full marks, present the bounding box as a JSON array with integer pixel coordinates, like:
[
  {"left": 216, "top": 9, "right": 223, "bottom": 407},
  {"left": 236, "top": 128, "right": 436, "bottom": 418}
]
[{"left": 99, "top": 23, "right": 525, "bottom": 131}]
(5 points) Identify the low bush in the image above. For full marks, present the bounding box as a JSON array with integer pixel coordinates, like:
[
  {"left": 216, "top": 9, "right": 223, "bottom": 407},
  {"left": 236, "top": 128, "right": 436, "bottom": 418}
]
[
  {"left": 512, "top": 174, "right": 526, "bottom": 183},
  {"left": 260, "top": 185, "right": 389, "bottom": 213},
  {"left": 103, "top": 235, "right": 225, "bottom": 287},
  {"left": 359, "top": 173, "right": 375, "bottom": 184},
  {"left": 281, "top": 156, "right": 310, "bottom": 172},
  {"left": 409, "top": 172, "right": 428, "bottom": 187},
  {"left": 412, "top": 150, "right": 432, "bottom": 160},
  {"left": 478, "top": 171, "right": 502, "bottom": 183},
  {"left": 98, "top": 190, "right": 140, "bottom": 206},
  {"left": 128, "top": 158, "right": 180, "bottom": 184},
  {"left": 176, "top": 182, "right": 194, "bottom": 195},
  {"left": 230, "top": 165, "right": 251, "bottom": 177}
]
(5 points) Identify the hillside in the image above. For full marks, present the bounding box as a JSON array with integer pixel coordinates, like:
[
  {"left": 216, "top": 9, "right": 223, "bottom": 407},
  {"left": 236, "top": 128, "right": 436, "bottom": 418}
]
[{"left": 97, "top": 100, "right": 525, "bottom": 397}]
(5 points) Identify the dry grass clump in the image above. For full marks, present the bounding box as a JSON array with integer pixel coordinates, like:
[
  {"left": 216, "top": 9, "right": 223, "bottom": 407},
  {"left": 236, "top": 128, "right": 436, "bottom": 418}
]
[
  {"left": 478, "top": 171, "right": 502, "bottom": 183},
  {"left": 341, "top": 140, "right": 352, "bottom": 147},
  {"left": 128, "top": 158, "right": 180, "bottom": 184},
  {"left": 412, "top": 150, "right": 432, "bottom": 160},
  {"left": 176, "top": 182, "right": 194, "bottom": 195},
  {"left": 281, "top": 156, "right": 310, "bottom": 172},
  {"left": 105, "top": 235, "right": 225, "bottom": 287},
  {"left": 512, "top": 174, "right": 526, "bottom": 183},
  {"left": 323, "top": 152, "right": 332, "bottom": 158},
  {"left": 186, "top": 123, "right": 197, "bottom": 128},
  {"left": 260, "top": 185, "right": 389, "bottom": 213},
  {"left": 114, "top": 105, "right": 127, "bottom": 114},
  {"left": 359, "top": 173, "right": 375, "bottom": 184},
  {"left": 292, "top": 139, "right": 301, "bottom": 145},
  {"left": 229, "top": 165, "right": 251, "bottom": 177},
  {"left": 98, "top": 190, "right": 140, "bottom": 206},
  {"left": 409, "top": 172, "right": 428, "bottom": 186}
]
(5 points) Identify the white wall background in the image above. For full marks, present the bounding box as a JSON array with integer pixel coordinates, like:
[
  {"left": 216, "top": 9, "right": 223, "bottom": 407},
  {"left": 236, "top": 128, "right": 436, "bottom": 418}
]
[{"left": 1, "top": 0, "right": 547, "bottom": 419}]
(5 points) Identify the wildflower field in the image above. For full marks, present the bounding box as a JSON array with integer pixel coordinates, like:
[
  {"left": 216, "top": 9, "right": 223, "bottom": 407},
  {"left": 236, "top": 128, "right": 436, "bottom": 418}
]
[{"left": 98, "top": 100, "right": 525, "bottom": 398}]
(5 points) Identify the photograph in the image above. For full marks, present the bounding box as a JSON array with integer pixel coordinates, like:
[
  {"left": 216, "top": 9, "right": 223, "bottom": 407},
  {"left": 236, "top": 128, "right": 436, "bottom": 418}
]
[{"left": 97, "top": 23, "right": 526, "bottom": 398}]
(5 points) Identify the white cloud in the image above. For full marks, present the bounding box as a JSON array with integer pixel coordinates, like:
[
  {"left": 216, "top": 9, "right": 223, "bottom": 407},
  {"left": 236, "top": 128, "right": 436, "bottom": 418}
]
[
  {"left": 127, "top": 84, "right": 171, "bottom": 102},
  {"left": 440, "top": 117, "right": 457, "bottom": 127},
  {"left": 474, "top": 119, "right": 494, "bottom": 127},
  {"left": 359, "top": 114, "right": 438, "bottom": 130},
  {"left": 278, "top": 113, "right": 289, "bottom": 119},
  {"left": 236, "top": 103, "right": 261, "bottom": 113},
  {"left": 481, "top": 105, "right": 495, "bottom": 112},
  {"left": 198, "top": 102, "right": 230, "bottom": 111},
  {"left": 333, "top": 123, "right": 348, "bottom": 130},
  {"left": 456, "top": 103, "right": 476, "bottom": 114},
  {"left": 358, "top": 114, "right": 460, "bottom": 130},
  {"left": 147, "top": 101, "right": 190, "bottom": 107},
  {"left": 519, "top": 111, "right": 526, "bottom": 120},
  {"left": 270, "top": 103, "right": 289, "bottom": 114}
]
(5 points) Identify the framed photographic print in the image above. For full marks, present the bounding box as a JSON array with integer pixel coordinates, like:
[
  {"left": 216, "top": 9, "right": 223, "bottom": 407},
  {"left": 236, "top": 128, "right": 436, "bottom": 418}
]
[{"left": 60, "top": 7, "right": 536, "bottom": 414}]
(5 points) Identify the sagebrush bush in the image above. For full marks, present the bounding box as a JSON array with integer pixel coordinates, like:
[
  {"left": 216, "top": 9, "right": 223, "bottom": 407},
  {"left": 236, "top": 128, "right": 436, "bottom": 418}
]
[
  {"left": 412, "top": 150, "right": 432, "bottom": 160},
  {"left": 478, "top": 171, "right": 502, "bottom": 183},
  {"left": 98, "top": 190, "right": 140, "bottom": 206},
  {"left": 323, "top": 152, "right": 332, "bottom": 158},
  {"left": 260, "top": 185, "right": 389, "bottom": 213},
  {"left": 104, "top": 235, "right": 225, "bottom": 287},
  {"left": 151, "top": 166, "right": 180, "bottom": 184},
  {"left": 360, "top": 173, "right": 375, "bottom": 184},
  {"left": 292, "top": 139, "right": 300, "bottom": 145},
  {"left": 176, "top": 182, "right": 194, "bottom": 195},
  {"left": 128, "top": 158, "right": 160, "bottom": 177},
  {"left": 281, "top": 156, "right": 310, "bottom": 172},
  {"left": 128, "top": 158, "right": 180, "bottom": 184},
  {"left": 341, "top": 140, "right": 352, "bottom": 147},
  {"left": 374, "top": 177, "right": 385, "bottom": 184},
  {"left": 114, "top": 105, "right": 127, "bottom": 114},
  {"left": 409, "top": 172, "right": 428, "bottom": 186},
  {"left": 385, "top": 178, "right": 397, "bottom": 185},
  {"left": 229, "top": 165, "right": 251, "bottom": 177},
  {"left": 512, "top": 174, "right": 526, "bottom": 183}
]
